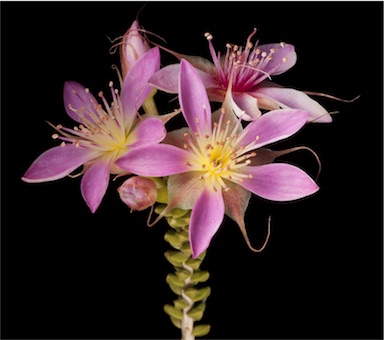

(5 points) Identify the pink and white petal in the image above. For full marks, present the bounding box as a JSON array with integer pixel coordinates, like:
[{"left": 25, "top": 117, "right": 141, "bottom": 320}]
[
  {"left": 162, "top": 127, "right": 191, "bottom": 149},
  {"left": 257, "top": 43, "right": 297, "bottom": 76},
  {"left": 115, "top": 144, "right": 191, "bottom": 177},
  {"left": 179, "top": 59, "right": 211, "bottom": 135},
  {"left": 190, "top": 186, "right": 225, "bottom": 258},
  {"left": 129, "top": 117, "right": 166, "bottom": 148},
  {"left": 22, "top": 145, "right": 98, "bottom": 183},
  {"left": 238, "top": 163, "right": 319, "bottom": 202},
  {"left": 121, "top": 47, "right": 160, "bottom": 125},
  {"left": 237, "top": 108, "right": 308, "bottom": 149},
  {"left": 222, "top": 180, "right": 251, "bottom": 225},
  {"left": 167, "top": 171, "right": 205, "bottom": 210},
  {"left": 63, "top": 81, "right": 100, "bottom": 123},
  {"left": 233, "top": 92, "right": 262, "bottom": 120},
  {"left": 256, "top": 86, "right": 332, "bottom": 123},
  {"left": 80, "top": 161, "right": 110, "bottom": 213}
]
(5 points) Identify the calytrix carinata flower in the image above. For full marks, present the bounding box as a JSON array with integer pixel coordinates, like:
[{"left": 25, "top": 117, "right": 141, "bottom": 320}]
[
  {"left": 116, "top": 59, "right": 319, "bottom": 258},
  {"left": 150, "top": 29, "right": 332, "bottom": 122},
  {"left": 22, "top": 47, "right": 166, "bottom": 213}
]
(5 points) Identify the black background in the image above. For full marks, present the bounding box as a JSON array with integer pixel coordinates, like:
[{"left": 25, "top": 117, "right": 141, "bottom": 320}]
[{"left": 1, "top": 1, "right": 383, "bottom": 339}]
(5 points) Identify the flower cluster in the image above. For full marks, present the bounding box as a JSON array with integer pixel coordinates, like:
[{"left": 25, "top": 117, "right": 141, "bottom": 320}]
[{"left": 22, "top": 20, "right": 329, "bottom": 258}]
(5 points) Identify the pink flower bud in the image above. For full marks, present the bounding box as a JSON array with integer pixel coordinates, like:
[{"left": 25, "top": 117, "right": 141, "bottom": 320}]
[
  {"left": 118, "top": 176, "right": 157, "bottom": 212},
  {"left": 120, "top": 20, "right": 151, "bottom": 78}
]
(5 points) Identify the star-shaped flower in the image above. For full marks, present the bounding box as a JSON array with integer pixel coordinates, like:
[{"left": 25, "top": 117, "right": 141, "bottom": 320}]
[{"left": 116, "top": 59, "right": 319, "bottom": 258}]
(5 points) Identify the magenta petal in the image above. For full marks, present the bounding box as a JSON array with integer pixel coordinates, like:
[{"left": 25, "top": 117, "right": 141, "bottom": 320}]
[
  {"left": 256, "top": 86, "right": 332, "bottom": 123},
  {"left": 63, "top": 81, "right": 100, "bottom": 123},
  {"left": 238, "top": 108, "right": 308, "bottom": 149},
  {"left": 80, "top": 161, "right": 110, "bottom": 213},
  {"left": 22, "top": 145, "right": 97, "bottom": 183},
  {"left": 121, "top": 47, "right": 160, "bottom": 124},
  {"left": 115, "top": 144, "right": 190, "bottom": 177},
  {"left": 239, "top": 163, "right": 319, "bottom": 201},
  {"left": 129, "top": 117, "right": 166, "bottom": 148},
  {"left": 179, "top": 59, "right": 211, "bottom": 134},
  {"left": 190, "top": 187, "right": 225, "bottom": 258}
]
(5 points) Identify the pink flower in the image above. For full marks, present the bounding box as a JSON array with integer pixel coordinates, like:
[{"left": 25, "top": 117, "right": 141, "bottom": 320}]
[
  {"left": 118, "top": 176, "right": 158, "bottom": 212},
  {"left": 150, "top": 29, "right": 332, "bottom": 122},
  {"left": 116, "top": 59, "right": 319, "bottom": 258},
  {"left": 119, "top": 20, "right": 151, "bottom": 78},
  {"left": 22, "top": 47, "right": 166, "bottom": 213}
]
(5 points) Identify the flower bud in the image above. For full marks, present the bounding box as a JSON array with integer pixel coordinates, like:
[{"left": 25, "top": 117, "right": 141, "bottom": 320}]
[
  {"left": 120, "top": 20, "right": 151, "bottom": 78},
  {"left": 118, "top": 176, "right": 157, "bottom": 212}
]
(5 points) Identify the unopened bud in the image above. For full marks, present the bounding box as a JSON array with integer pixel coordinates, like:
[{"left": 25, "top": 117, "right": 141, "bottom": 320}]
[
  {"left": 118, "top": 176, "right": 157, "bottom": 212},
  {"left": 120, "top": 20, "right": 151, "bottom": 78}
]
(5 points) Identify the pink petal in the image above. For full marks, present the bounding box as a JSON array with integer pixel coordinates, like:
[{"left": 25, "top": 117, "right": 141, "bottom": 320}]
[
  {"left": 115, "top": 144, "right": 190, "bottom": 177},
  {"left": 256, "top": 86, "right": 332, "bottom": 123},
  {"left": 190, "top": 187, "right": 225, "bottom": 258},
  {"left": 237, "top": 108, "right": 308, "bottom": 149},
  {"left": 63, "top": 81, "right": 100, "bottom": 123},
  {"left": 22, "top": 145, "right": 98, "bottom": 183},
  {"left": 150, "top": 64, "right": 215, "bottom": 94},
  {"left": 129, "top": 117, "right": 166, "bottom": 148},
  {"left": 257, "top": 43, "right": 297, "bottom": 76},
  {"left": 121, "top": 47, "right": 160, "bottom": 125},
  {"left": 179, "top": 59, "right": 211, "bottom": 135},
  {"left": 238, "top": 163, "right": 319, "bottom": 201},
  {"left": 80, "top": 161, "right": 110, "bottom": 213},
  {"left": 149, "top": 64, "right": 180, "bottom": 93},
  {"left": 232, "top": 92, "right": 262, "bottom": 120}
]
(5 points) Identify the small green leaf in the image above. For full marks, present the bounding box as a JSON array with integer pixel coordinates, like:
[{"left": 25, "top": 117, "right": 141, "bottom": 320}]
[
  {"left": 192, "top": 324, "right": 211, "bottom": 337},
  {"left": 185, "top": 257, "right": 202, "bottom": 270},
  {"left": 174, "top": 298, "right": 190, "bottom": 310},
  {"left": 184, "top": 286, "right": 211, "bottom": 302},
  {"left": 164, "top": 304, "right": 183, "bottom": 320},
  {"left": 155, "top": 204, "right": 167, "bottom": 215},
  {"left": 164, "top": 250, "right": 189, "bottom": 267},
  {"left": 166, "top": 273, "right": 185, "bottom": 287},
  {"left": 168, "top": 207, "right": 190, "bottom": 219},
  {"left": 191, "top": 270, "right": 210, "bottom": 283},
  {"left": 187, "top": 302, "right": 206, "bottom": 321},
  {"left": 166, "top": 216, "right": 190, "bottom": 228},
  {"left": 170, "top": 316, "right": 181, "bottom": 329},
  {"left": 164, "top": 231, "right": 184, "bottom": 249},
  {"left": 168, "top": 282, "right": 181, "bottom": 295},
  {"left": 175, "top": 269, "right": 191, "bottom": 281},
  {"left": 155, "top": 186, "right": 169, "bottom": 204}
]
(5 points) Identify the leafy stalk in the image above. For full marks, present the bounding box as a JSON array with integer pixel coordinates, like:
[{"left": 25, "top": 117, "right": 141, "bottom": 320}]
[{"left": 153, "top": 178, "right": 211, "bottom": 340}]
